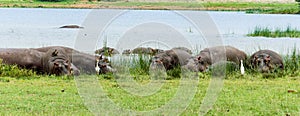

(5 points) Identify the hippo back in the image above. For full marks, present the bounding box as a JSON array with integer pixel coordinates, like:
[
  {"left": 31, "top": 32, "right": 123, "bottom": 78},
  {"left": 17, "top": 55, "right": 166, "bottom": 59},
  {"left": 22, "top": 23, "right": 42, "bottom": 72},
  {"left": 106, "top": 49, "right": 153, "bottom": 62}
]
[
  {"left": 0, "top": 48, "right": 44, "bottom": 73},
  {"left": 191, "top": 46, "right": 247, "bottom": 72}
]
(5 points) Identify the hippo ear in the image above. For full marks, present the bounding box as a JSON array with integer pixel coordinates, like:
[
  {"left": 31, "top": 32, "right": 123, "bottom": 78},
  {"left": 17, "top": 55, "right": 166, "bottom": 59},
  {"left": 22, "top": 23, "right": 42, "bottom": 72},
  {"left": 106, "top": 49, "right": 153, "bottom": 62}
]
[
  {"left": 54, "top": 62, "right": 59, "bottom": 67},
  {"left": 52, "top": 49, "right": 58, "bottom": 56},
  {"left": 265, "top": 55, "right": 271, "bottom": 61},
  {"left": 96, "top": 55, "right": 103, "bottom": 61},
  {"left": 197, "top": 56, "right": 201, "bottom": 60},
  {"left": 64, "top": 60, "right": 70, "bottom": 64},
  {"left": 254, "top": 55, "right": 258, "bottom": 59}
]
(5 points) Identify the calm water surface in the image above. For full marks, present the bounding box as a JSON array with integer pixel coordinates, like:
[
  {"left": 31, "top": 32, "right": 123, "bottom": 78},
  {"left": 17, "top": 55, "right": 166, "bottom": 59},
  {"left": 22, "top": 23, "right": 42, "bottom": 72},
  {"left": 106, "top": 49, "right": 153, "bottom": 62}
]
[{"left": 1, "top": 8, "right": 300, "bottom": 55}]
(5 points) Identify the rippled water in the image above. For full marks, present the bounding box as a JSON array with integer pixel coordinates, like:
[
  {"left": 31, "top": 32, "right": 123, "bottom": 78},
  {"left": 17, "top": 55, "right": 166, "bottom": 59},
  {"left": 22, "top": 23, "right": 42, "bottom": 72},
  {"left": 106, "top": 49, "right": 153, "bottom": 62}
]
[{"left": 0, "top": 8, "right": 300, "bottom": 55}]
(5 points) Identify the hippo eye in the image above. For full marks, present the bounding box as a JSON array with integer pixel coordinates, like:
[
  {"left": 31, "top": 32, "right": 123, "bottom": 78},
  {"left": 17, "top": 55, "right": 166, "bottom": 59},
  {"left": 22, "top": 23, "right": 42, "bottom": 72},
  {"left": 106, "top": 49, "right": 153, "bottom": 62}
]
[{"left": 200, "top": 61, "right": 204, "bottom": 65}]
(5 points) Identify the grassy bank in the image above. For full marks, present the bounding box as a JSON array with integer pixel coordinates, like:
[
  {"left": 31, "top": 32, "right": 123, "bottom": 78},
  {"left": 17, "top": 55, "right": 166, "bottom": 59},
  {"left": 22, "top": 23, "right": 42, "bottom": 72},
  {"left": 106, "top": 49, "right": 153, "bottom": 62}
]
[
  {"left": 0, "top": 49, "right": 300, "bottom": 115},
  {"left": 0, "top": 1, "right": 298, "bottom": 14},
  {"left": 0, "top": 75, "right": 299, "bottom": 115},
  {"left": 248, "top": 26, "right": 300, "bottom": 38}
]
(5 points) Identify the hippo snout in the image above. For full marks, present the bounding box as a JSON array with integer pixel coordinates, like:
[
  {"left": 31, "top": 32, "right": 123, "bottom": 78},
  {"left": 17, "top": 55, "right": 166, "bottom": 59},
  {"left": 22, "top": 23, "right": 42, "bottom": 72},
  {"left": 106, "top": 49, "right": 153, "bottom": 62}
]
[{"left": 259, "top": 65, "right": 270, "bottom": 73}]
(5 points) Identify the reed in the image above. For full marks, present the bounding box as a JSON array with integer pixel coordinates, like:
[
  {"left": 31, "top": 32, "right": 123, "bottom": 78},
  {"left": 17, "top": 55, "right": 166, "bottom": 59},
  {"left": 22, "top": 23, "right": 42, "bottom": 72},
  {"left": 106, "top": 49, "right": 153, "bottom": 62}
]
[{"left": 248, "top": 26, "right": 300, "bottom": 38}]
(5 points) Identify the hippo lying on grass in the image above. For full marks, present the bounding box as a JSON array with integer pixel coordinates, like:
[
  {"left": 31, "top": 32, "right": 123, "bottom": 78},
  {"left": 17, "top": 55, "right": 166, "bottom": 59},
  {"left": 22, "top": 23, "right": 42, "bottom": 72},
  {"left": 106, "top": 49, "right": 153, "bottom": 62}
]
[
  {"left": 41, "top": 48, "right": 73, "bottom": 76},
  {"left": 250, "top": 50, "right": 284, "bottom": 73},
  {"left": 184, "top": 46, "right": 247, "bottom": 72},
  {"left": 150, "top": 49, "right": 191, "bottom": 71},
  {"left": 0, "top": 48, "right": 77, "bottom": 76},
  {"left": 0, "top": 48, "right": 44, "bottom": 73},
  {"left": 35, "top": 46, "right": 115, "bottom": 74}
]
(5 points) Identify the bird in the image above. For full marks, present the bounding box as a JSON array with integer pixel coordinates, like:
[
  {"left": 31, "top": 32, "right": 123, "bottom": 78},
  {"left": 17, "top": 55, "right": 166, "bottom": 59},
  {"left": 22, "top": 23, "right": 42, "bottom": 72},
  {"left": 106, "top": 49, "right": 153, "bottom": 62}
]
[
  {"left": 95, "top": 59, "right": 100, "bottom": 74},
  {"left": 240, "top": 60, "right": 245, "bottom": 75}
]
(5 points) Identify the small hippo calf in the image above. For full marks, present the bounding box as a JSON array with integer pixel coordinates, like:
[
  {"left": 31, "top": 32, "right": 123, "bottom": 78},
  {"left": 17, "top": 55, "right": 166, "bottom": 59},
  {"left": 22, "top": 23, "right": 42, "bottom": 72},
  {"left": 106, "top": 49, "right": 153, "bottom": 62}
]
[{"left": 250, "top": 50, "right": 284, "bottom": 73}]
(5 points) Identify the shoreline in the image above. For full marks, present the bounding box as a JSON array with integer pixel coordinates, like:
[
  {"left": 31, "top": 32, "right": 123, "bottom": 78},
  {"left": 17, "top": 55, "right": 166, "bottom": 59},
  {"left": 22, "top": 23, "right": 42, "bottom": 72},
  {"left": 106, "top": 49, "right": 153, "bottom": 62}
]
[{"left": 0, "top": 1, "right": 298, "bottom": 14}]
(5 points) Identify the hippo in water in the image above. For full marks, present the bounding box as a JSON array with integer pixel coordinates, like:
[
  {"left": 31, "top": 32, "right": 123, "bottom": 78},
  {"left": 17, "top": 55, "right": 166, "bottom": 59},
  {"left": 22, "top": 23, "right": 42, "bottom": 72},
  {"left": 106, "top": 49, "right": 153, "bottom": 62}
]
[
  {"left": 172, "top": 47, "right": 192, "bottom": 54},
  {"left": 59, "top": 25, "right": 83, "bottom": 29},
  {"left": 184, "top": 46, "right": 247, "bottom": 72},
  {"left": 122, "top": 47, "right": 163, "bottom": 56},
  {"left": 131, "top": 47, "right": 163, "bottom": 55},
  {"left": 250, "top": 50, "right": 284, "bottom": 73},
  {"left": 41, "top": 48, "right": 73, "bottom": 76},
  {"left": 150, "top": 49, "right": 191, "bottom": 71},
  {"left": 95, "top": 47, "right": 119, "bottom": 56}
]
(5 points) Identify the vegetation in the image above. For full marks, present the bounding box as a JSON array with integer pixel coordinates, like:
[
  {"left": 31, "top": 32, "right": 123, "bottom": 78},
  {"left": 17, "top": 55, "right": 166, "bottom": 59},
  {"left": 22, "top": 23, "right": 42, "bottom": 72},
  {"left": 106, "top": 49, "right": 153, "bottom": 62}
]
[
  {"left": 0, "top": 49, "right": 300, "bottom": 115},
  {"left": 248, "top": 26, "right": 300, "bottom": 38},
  {"left": 0, "top": 1, "right": 298, "bottom": 14}
]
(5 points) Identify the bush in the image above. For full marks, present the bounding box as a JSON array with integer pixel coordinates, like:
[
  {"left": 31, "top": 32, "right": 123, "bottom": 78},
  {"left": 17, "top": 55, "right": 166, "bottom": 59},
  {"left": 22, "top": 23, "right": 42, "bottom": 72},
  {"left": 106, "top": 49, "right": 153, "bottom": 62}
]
[
  {"left": 0, "top": 59, "right": 37, "bottom": 79},
  {"left": 36, "top": 0, "right": 76, "bottom": 2}
]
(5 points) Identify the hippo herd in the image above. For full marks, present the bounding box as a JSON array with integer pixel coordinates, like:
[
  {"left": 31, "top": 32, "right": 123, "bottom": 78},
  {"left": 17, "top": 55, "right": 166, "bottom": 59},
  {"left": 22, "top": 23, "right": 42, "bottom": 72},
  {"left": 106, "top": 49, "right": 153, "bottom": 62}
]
[
  {"left": 0, "top": 45, "right": 285, "bottom": 76},
  {"left": 0, "top": 46, "right": 114, "bottom": 76}
]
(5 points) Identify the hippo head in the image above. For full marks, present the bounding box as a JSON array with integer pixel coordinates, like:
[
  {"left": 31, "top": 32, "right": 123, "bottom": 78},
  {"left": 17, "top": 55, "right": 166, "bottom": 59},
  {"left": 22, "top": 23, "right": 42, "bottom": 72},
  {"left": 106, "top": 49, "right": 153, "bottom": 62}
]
[
  {"left": 253, "top": 53, "right": 271, "bottom": 73},
  {"left": 150, "top": 56, "right": 172, "bottom": 71},
  {"left": 49, "top": 59, "right": 71, "bottom": 76},
  {"left": 45, "top": 49, "right": 72, "bottom": 76},
  {"left": 196, "top": 56, "right": 211, "bottom": 72},
  {"left": 95, "top": 55, "right": 115, "bottom": 74}
]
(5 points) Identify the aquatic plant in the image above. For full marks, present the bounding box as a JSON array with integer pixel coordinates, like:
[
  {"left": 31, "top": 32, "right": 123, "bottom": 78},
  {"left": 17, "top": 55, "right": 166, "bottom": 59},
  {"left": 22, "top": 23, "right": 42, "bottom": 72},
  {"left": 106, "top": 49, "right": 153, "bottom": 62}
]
[{"left": 248, "top": 26, "right": 300, "bottom": 38}]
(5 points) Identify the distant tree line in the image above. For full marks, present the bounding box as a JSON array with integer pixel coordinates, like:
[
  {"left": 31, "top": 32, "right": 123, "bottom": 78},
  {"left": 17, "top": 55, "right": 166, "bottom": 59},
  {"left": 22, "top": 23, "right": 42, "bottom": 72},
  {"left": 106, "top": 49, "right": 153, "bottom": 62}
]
[
  {"left": 296, "top": 0, "right": 300, "bottom": 13},
  {"left": 37, "top": 0, "right": 119, "bottom": 2}
]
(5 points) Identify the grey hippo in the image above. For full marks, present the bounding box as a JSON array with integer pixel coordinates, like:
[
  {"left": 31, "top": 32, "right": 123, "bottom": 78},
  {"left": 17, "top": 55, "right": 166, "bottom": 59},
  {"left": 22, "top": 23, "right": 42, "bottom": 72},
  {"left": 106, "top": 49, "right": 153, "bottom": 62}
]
[
  {"left": 249, "top": 50, "right": 284, "bottom": 73},
  {"left": 0, "top": 48, "right": 76, "bottom": 76},
  {"left": 150, "top": 49, "right": 191, "bottom": 71},
  {"left": 184, "top": 46, "right": 247, "bottom": 72},
  {"left": 35, "top": 46, "right": 114, "bottom": 74}
]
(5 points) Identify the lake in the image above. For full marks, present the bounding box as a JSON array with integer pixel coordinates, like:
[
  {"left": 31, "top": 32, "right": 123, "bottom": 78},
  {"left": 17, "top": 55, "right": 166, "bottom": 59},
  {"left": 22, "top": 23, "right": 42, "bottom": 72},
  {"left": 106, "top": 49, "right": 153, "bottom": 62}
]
[{"left": 1, "top": 8, "right": 300, "bottom": 55}]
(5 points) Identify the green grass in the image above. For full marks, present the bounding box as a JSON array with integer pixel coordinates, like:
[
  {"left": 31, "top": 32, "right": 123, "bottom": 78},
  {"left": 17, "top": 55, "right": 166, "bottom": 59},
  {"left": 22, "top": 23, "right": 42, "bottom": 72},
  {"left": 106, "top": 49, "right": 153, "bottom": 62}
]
[
  {"left": 0, "top": 49, "right": 300, "bottom": 115},
  {"left": 248, "top": 26, "right": 300, "bottom": 38},
  {"left": 0, "top": 77, "right": 92, "bottom": 115},
  {"left": 0, "top": 1, "right": 298, "bottom": 14},
  {"left": 0, "top": 75, "right": 299, "bottom": 115}
]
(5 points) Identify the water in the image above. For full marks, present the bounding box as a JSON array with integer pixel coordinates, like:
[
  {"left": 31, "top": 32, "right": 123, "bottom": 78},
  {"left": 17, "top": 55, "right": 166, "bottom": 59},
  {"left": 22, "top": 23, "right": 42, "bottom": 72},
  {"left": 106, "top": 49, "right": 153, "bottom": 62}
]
[{"left": 1, "top": 8, "right": 300, "bottom": 55}]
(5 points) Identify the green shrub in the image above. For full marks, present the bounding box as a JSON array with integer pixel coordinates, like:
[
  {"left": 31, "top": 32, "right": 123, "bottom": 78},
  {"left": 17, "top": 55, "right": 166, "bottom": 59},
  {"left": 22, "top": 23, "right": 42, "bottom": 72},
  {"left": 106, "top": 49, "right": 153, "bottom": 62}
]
[{"left": 0, "top": 59, "right": 37, "bottom": 79}]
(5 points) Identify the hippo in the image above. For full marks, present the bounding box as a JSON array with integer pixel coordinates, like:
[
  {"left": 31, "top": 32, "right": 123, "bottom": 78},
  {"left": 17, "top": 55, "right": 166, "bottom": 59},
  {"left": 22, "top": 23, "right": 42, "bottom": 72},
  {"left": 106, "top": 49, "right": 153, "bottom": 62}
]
[
  {"left": 172, "top": 47, "right": 192, "bottom": 54},
  {"left": 95, "top": 55, "right": 115, "bottom": 74},
  {"left": 95, "top": 47, "right": 119, "bottom": 56},
  {"left": 131, "top": 47, "right": 162, "bottom": 55},
  {"left": 150, "top": 49, "right": 191, "bottom": 71},
  {"left": 35, "top": 46, "right": 114, "bottom": 74},
  {"left": 185, "top": 46, "right": 247, "bottom": 72},
  {"left": 0, "top": 47, "right": 79, "bottom": 76},
  {"left": 59, "top": 25, "right": 83, "bottom": 29},
  {"left": 41, "top": 48, "right": 72, "bottom": 76},
  {"left": 249, "top": 50, "right": 284, "bottom": 73},
  {"left": 0, "top": 48, "right": 44, "bottom": 73},
  {"left": 122, "top": 49, "right": 131, "bottom": 55}
]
